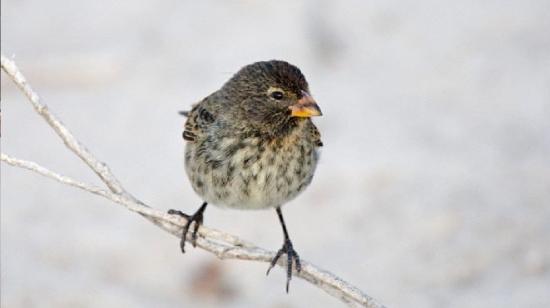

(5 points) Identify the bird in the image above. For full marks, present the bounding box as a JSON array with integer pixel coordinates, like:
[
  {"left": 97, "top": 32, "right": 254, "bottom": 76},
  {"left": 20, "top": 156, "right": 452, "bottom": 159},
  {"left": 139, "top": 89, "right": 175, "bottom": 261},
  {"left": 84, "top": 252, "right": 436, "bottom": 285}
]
[{"left": 168, "top": 60, "right": 323, "bottom": 292}]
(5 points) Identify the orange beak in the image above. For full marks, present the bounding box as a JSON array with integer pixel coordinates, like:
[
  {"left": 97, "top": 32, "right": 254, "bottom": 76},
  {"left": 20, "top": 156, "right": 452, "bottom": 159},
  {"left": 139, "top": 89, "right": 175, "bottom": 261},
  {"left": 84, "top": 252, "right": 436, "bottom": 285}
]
[{"left": 289, "top": 91, "right": 322, "bottom": 118}]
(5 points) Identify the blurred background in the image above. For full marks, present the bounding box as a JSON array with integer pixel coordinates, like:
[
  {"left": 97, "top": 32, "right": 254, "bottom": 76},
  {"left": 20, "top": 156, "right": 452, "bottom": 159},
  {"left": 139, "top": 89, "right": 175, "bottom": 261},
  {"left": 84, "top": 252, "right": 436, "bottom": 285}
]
[{"left": 2, "top": 1, "right": 550, "bottom": 307}]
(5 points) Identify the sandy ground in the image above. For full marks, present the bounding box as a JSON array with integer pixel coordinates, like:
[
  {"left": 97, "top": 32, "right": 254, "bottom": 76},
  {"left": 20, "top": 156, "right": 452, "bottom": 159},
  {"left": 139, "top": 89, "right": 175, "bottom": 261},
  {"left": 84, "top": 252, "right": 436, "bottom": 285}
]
[{"left": 2, "top": 1, "right": 550, "bottom": 307}]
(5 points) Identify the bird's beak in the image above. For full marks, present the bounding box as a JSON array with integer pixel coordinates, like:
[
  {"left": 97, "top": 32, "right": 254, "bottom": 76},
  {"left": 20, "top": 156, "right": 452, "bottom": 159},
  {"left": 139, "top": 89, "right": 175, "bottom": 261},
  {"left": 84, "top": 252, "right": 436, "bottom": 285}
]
[{"left": 289, "top": 91, "right": 322, "bottom": 117}]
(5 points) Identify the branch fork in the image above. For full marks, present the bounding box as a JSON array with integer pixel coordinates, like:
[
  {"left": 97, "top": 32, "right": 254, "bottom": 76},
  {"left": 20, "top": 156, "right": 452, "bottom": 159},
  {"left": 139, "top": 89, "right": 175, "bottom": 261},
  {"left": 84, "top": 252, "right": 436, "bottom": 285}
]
[{"left": 1, "top": 54, "right": 385, "bottom": 308}]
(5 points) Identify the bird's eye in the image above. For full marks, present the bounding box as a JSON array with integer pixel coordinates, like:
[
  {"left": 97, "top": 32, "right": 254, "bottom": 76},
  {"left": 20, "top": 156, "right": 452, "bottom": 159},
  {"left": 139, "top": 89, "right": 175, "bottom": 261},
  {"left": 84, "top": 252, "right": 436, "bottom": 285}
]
[{"left": 271, "top": 91, "right": 284, "bottom": 100}]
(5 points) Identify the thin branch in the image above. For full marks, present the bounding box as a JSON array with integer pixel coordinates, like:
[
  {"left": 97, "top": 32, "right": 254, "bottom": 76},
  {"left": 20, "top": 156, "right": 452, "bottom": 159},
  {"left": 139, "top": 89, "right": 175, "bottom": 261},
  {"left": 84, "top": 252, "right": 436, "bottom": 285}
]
[
  {"left": 1, "top": 55, "right": 127, "bottom": 195},
  {"left": 1, "top": 54, "right": 386, "bottom": 308},
  {"left": 0, "top": 153, "right": 254, "bottom": 249}
]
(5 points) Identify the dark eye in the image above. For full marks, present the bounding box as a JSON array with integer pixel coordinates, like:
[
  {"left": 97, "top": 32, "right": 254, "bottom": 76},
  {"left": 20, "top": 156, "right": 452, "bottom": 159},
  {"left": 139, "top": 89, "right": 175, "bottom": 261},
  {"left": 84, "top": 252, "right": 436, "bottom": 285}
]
[{"left": 271, "top": 91, "right": 284, "bottom": 100}]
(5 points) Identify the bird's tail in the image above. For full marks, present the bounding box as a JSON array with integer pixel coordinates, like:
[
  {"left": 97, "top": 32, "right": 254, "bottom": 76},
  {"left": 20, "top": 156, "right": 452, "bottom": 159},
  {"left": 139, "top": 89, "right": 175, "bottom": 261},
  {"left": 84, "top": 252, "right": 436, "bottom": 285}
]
[{"left": 178, "top": 110, "right": 190, "bottom": 117}]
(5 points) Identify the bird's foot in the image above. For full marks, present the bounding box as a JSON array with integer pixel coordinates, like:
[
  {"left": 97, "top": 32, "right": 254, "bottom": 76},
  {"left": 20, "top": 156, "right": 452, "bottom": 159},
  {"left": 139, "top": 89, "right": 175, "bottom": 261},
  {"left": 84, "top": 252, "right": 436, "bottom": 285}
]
[
  {"left": 167, "top": 209, "right": 190, "bottom": 219},
  {"left": 167, "top": 208, "right": 204, "bottom": 253},
  {"left": 266, "top": 239, "right": 302, "bottom": 292}
]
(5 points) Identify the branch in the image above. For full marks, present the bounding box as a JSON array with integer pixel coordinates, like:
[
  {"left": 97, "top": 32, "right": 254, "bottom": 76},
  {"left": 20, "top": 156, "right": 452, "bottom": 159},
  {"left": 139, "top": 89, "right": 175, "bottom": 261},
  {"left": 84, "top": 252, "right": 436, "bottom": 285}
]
[
  {"left": 0, "top": 54, "right": 127, "bottom": 195},
  {"left": 1, "top": 54, "right": 386, "bottom": 308}
]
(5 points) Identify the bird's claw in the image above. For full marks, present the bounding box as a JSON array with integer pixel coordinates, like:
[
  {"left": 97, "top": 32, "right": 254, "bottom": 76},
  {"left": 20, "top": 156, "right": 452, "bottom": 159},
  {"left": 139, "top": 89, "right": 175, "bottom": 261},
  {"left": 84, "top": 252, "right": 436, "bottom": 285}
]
[
  {"left": 167, "top": 209, "right": 190, "bottom": 219},
  {"left": 167, "top": 208, "right": 204, "bottom": 253},
  {"left": 266, "top": 239, "right": 301, "bottom": 293}
]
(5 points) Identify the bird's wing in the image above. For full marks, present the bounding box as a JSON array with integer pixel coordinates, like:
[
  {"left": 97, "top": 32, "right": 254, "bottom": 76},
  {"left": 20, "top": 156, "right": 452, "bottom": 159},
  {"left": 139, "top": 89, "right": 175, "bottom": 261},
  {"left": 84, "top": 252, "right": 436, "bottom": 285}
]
[{"left": 182, "top": 99, "right": 217, "bottom": 142}]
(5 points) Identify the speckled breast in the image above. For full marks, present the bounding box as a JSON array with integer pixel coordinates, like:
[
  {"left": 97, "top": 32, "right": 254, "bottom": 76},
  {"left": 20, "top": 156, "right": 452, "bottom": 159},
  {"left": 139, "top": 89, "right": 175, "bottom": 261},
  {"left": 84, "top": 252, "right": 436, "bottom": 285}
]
[{"left": 185, "top": 123, "right": 319, "bottom": 210}]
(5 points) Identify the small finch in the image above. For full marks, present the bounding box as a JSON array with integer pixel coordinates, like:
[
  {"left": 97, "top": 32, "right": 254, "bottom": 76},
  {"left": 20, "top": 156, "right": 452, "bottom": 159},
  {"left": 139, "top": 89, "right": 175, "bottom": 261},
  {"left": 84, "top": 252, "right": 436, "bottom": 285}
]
[{"left": 168, "top": 60, "right": 323, "bottom": 292}]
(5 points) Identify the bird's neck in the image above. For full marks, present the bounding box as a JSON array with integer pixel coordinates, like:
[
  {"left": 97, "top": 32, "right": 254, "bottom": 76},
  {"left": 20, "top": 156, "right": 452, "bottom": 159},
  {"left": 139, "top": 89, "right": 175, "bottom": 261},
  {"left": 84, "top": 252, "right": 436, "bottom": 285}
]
[{"left": 264, "top": 116, "right": 306, "bottom": 139}]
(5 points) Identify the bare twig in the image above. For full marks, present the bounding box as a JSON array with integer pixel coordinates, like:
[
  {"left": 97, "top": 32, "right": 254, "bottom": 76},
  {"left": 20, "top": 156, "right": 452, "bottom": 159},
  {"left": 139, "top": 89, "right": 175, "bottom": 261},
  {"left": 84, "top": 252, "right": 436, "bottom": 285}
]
[
  {"left": 1, "top": 54, "right": 386, "bottom": 308},
  {"left": 1, "top": 54, "right": 127, "bottom": 195}
]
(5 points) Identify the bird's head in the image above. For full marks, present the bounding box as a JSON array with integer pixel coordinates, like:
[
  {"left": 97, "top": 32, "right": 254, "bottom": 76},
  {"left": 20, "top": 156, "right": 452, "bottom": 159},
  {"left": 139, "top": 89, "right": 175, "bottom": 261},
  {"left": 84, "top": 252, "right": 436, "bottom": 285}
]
[{"left": 221, "top": 60, "right": 322, "bottom": 134}]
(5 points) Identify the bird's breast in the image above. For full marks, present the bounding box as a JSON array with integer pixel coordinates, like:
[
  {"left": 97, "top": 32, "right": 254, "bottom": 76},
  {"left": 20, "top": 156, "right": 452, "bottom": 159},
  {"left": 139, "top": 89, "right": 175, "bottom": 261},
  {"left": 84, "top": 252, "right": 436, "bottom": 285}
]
[{"left": 185, "top": 124, "right": 319, "bottom": 210}]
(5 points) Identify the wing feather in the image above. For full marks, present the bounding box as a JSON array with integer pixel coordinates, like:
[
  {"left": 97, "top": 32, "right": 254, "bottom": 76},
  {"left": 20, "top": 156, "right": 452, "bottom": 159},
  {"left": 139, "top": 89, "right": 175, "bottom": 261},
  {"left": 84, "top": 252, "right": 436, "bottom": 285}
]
[{"left": 182, "top": 100, "right": 216, "bottom": 143}]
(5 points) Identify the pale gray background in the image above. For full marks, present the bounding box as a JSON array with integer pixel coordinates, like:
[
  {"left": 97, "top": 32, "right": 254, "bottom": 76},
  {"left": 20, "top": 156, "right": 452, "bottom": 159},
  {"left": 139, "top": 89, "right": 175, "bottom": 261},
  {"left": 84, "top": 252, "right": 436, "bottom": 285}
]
[{"left": 2, "top": 1, "right": 550, "bottom": 307}]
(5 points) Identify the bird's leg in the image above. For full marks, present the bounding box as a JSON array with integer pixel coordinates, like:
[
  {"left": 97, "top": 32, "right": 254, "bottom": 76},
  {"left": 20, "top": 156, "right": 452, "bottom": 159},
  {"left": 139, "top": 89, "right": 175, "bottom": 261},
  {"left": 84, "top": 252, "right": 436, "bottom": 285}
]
[
  {"left": 168, "top": 202, "right": 208, "bottom": 253},
  {"left": 266, "top": 207, "right": 302, "bottom": 292}
]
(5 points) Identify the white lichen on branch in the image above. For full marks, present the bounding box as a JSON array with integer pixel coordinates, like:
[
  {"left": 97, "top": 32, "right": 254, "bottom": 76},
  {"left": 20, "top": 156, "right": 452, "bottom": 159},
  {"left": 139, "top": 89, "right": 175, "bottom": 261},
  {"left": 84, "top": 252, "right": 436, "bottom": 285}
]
[{"left": 1, "top": 54, "right": 386, "bottom": 308}]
